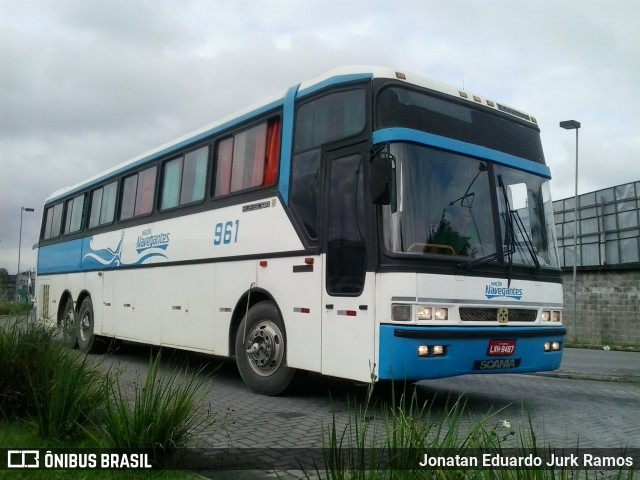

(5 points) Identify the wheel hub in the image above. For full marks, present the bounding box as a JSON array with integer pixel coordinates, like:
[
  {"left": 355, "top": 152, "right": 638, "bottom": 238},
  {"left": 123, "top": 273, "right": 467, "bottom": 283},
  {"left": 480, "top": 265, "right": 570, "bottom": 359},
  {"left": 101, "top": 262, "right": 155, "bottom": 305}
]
[{"left": 245, "top": 321, "right": 284, "bottom": 376}]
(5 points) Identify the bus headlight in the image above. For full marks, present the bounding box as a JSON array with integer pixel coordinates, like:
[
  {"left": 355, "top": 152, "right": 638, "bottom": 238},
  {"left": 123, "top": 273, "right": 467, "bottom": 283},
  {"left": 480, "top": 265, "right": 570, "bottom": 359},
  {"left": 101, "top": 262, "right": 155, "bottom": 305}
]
[
  {"left": 542, "top": 310, "right": 562, "bottom": 322},
  {"left": 544, "top": 342, "right": 562, "bottom": 352},
  {"left": 434, "top": 308, "right": 449, "bottom": 320},
  {"left": 432, "top": 345, "right": 445, "bottom": 356},
  {"left": 417, "top": 306, "right": 432, "bottom": 320},
  {"left": 392, "top": 304, "right": 411, "bottom": 322}
]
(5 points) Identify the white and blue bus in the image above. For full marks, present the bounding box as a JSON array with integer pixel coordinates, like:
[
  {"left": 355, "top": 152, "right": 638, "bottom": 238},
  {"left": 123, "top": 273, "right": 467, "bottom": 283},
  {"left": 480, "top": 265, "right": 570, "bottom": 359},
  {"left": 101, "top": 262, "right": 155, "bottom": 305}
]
[{"left": 36, "top": 66, "right": 565, "bottom": 395}]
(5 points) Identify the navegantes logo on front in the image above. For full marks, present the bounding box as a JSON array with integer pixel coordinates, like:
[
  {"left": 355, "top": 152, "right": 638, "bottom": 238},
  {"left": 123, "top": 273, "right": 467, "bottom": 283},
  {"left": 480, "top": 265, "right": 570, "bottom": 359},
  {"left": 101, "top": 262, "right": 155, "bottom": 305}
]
[{"left": 484, "top": 281, "right": 523, "bottom": 300}]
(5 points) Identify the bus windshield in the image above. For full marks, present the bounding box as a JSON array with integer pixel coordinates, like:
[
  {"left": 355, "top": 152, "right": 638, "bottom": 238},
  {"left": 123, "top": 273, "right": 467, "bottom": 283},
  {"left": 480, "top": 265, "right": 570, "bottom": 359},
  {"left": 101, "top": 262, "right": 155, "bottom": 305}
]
[{"left": 381, "top": 143, "right": 560, "bottom": 269}]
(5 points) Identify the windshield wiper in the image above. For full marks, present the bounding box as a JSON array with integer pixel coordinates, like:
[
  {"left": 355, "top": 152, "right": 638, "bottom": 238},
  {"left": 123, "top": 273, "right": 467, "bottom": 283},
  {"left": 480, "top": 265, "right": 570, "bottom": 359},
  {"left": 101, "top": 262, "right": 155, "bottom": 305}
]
[
  {"left": 511, "top": 208, "right": 541, "bottom": 270},
  {"left": 459, "top": 174, "right": 519, "bottom": 283}
]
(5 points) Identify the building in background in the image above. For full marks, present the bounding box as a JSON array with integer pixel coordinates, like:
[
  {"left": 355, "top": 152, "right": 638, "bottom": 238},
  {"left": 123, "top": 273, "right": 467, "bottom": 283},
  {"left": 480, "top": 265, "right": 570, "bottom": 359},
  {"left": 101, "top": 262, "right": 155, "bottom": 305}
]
[
  {"left": 553, "top": 180, "right": 640, "bottom": 346},
  {"left": 554, "top": 180, "right": 640, "bottom": 267}
]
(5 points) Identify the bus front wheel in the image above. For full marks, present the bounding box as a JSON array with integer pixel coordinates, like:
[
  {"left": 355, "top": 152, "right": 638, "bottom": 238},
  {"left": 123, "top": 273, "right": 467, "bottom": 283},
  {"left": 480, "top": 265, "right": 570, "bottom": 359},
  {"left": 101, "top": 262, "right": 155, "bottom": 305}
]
[{"left": 235, "top": 301, "right": 295, "bottom": 396}]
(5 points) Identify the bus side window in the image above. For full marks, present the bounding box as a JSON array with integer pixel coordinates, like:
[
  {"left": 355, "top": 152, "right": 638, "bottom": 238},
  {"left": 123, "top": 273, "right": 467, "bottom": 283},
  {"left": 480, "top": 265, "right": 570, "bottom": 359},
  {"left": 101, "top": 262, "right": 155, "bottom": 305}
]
[
  {"left": 63, "top": 194, "right": 85, "bottom": 234},
  {"left": 89, "top": 181, "right": 117, "bottom": 228},
  {"left": 120, "top": 166, "right": 157, "bottom": 220},
  {"left": 42, "top": 203, "right": 64, "bottom": 240},
  {"left": 161, "top": 146, "right": 209, "bottom": 210},
  {"left": 213, "top": 118, "right": 279, "bottom": 197}
]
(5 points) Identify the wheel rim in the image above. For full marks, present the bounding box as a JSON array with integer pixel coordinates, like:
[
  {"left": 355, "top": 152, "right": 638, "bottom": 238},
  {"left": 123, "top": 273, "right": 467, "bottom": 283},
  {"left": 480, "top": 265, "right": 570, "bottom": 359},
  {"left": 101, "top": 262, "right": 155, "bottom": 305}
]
[
  {"left": 244, "top": 320, "right": 285, "bottom": 377},
  {"left": 79, "top": 309, "right": 92, "bottom": 343}
]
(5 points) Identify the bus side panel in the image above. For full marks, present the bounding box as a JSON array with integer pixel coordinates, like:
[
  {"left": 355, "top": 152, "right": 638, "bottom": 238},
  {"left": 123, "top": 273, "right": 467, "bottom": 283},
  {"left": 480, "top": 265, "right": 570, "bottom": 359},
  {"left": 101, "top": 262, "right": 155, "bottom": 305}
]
[
  {"left": 215, "top": 260, "right": 258, "bottom": 357},
  {"left": 256, "top": 256, "right": 322, "bottom": 373},
  {"left": 321, "top": 271, "right": 377, "bottom": 383},
  {"left": 37, "top": 240, "right": 83, "bottom": 275},
  {"left": 100, "top": 270, "right": 116, "bottom": 336},
  {"left": 159, "top": 264, "right": 217, "bottom": 352},
  {"left": 113, "top": 268, "right": 161, "bottom": 345}
]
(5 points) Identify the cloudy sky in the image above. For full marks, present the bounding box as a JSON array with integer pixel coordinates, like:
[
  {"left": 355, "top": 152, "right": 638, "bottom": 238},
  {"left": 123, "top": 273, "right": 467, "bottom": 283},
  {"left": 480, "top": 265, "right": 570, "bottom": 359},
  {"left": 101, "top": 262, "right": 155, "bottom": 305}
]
[{"left": 1, "top": 0, "right": 639, "bottom": 274}]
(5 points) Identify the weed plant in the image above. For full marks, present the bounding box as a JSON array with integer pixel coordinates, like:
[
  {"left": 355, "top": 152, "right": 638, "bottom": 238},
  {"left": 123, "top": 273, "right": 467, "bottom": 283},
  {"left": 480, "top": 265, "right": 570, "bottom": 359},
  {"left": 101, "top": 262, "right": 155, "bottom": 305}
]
[
  {"left": 318, "top": 383, "right": 635, "bottom": 480},
  {"left": 101, "top": 351, "right": 216, "bottom": 463},
  {"left": 0, "top": 318, "right": 105, "bottom": 438},
  {"left": 28, "top": 351, "right": 106, "bottom": 439},
  {"left": 0, "top": 301, "right": 33, "bottom": 316}
]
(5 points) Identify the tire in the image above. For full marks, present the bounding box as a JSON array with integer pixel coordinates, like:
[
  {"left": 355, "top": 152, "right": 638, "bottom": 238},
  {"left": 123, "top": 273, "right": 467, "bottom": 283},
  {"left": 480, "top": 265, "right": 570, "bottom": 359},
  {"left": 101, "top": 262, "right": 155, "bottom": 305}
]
[
  {"left": 235, "top": 301, "right": 295, "bottom": 396},
  {"left": 77, "top": 297, "right": 105, "bottom": 353},
  {"left": 61, "top": 298, "right": 78, "bottom": 348}
]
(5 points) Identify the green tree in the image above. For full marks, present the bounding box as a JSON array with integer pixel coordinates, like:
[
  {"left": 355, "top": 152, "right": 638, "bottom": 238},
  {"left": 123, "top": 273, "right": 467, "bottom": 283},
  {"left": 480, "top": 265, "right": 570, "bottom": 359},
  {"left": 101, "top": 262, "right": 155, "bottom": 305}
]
[{"left": 427, "top": 217, "right": 471, "bottom": 256}]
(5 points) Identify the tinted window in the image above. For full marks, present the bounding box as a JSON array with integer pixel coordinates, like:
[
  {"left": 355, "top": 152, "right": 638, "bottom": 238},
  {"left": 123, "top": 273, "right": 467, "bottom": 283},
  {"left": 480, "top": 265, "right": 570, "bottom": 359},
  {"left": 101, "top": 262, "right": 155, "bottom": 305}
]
[
  {"left": 120, "top": 166, "right": 157, "bottom": 220},
  {"left": 214, "top": 119, "right": 280, "bottom": 197},
  {"left": 43, "top": 203, "right": 64, "bottom": 239},
  {"left": 326, "top": 153, "right": 366, "bottom": 295},
  {"left": 295, "top": 89, "right": 366, "bottom": 152},
  {"left": 376, "top": 86, "right": 545, "bottom": 163},
  {"left": 161, "top": 146, "right": 209, "bottom": 210},
  {"left": 64, "top": 194, "right": 85, "bottom": 234},
  {"left": 89, "top": 181, "right": 117, "bottom": 228}
]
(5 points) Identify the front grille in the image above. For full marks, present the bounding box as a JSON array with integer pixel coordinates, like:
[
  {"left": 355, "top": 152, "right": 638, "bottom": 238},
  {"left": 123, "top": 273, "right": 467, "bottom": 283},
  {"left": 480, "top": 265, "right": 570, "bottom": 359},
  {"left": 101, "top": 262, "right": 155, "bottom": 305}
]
[{"left": 459, "top": 307, "right": 537, "bottom": 322}]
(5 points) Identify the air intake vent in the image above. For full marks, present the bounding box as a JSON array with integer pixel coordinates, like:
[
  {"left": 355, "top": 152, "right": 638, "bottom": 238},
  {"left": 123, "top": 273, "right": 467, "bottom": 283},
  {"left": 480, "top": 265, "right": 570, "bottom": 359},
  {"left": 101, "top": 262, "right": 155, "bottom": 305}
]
[{"left": 459, "top": 308, "right": 536, "bottom": 322}]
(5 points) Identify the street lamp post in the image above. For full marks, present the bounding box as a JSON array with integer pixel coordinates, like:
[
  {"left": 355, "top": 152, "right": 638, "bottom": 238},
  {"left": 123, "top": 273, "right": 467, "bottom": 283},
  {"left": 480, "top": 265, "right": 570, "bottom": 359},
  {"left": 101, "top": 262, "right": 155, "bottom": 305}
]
[
  {"left": 17, "top": 207, "right": 35, "bottom": 297},
  {"left": 559, "top": 120, "right": 581, "bottom": 325}
]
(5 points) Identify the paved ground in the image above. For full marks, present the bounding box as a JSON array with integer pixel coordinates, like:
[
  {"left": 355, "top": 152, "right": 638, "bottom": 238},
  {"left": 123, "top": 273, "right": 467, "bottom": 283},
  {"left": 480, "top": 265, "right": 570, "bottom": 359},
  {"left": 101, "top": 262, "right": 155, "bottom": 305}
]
[{"left": 91, "top": 344, "right": 640, "bottom": 478}]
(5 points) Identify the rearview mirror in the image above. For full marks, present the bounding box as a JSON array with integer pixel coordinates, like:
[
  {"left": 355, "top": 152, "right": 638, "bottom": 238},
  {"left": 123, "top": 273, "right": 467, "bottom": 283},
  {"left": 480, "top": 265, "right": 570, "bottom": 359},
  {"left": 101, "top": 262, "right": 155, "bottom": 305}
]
[{"left": 370, "top": 153, "right": 393, "bottom": 205}]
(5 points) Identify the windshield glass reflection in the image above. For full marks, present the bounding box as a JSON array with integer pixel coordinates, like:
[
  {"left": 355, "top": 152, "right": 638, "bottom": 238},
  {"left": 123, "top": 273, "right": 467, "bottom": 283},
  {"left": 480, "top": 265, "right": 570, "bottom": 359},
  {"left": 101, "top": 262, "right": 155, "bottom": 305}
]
[{"left": 381, "top": 143, "right": 559, "bottom": 269}]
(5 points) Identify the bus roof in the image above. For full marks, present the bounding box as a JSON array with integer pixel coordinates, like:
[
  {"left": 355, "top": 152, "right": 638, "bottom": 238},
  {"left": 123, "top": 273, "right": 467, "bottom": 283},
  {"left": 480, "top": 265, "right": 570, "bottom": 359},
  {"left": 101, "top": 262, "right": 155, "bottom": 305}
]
[{"left": 46, "top": 65, "right": 537, "bottom": 204}]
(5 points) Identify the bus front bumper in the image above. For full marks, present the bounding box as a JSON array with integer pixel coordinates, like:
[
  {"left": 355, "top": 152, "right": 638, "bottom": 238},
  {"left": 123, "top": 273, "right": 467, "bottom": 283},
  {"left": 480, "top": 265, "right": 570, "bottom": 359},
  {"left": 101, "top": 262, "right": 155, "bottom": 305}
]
[{"left": 378, "top": 325, "right": 566, "bottom": 381}]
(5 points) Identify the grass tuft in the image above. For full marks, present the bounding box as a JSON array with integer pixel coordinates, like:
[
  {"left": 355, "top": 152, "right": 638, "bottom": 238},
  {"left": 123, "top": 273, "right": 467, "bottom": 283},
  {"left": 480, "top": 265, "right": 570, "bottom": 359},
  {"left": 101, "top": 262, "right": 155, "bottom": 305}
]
[{"left": 101, "top": 351, "right": 216, "bottom": 463}]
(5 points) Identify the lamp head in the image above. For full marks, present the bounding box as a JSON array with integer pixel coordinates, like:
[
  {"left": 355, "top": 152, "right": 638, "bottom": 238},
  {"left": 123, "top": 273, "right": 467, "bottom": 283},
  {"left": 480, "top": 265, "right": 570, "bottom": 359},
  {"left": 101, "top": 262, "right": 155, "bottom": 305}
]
[{"left": 560, "top": 120, "right": 581, "bottom": 130}]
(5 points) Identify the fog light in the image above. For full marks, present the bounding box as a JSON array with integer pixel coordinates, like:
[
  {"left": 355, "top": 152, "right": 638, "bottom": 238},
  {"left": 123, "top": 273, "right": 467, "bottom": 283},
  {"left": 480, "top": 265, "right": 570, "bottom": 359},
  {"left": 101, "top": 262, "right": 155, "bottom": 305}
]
[
  {"left": 552, "top": 341, "right": 561, "bottom": 351},
  {"left": 418, "top": 345, "right": 429, "bottom": 357},
  {"left": 417, "top": 306, "right": 432, "bottom": 320},
  {"left": 434, "top": 308, "right": 448, "bottom": 320},
  {"left": 392, "top": 304, "right": 411, "bottom": 322},
  {"left": 432, "top": 345, "right": 445, "bottom": 356},
  {"left": 544, "top": 342, "right": 551, "bottom": 352}
]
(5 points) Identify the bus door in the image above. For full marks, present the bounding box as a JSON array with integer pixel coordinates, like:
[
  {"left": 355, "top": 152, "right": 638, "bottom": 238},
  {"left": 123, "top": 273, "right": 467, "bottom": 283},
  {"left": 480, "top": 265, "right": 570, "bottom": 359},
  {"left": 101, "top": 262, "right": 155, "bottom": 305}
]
[{"left": 321, "top": 146, "right": 376, "bottom": 383}]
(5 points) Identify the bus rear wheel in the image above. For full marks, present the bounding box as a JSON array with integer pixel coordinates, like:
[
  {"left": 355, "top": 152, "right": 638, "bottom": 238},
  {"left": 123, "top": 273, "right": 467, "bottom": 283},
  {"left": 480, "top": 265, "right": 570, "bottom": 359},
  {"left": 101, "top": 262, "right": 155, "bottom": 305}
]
[
  {"left": 61, "top": 298, "right": 77, "bottom": 348},
  {"left": 235, "top": 301, "right": 295, "bottom": 396},
  {"left": 77, "top": 297, "right": 105, "bottom": 353}
]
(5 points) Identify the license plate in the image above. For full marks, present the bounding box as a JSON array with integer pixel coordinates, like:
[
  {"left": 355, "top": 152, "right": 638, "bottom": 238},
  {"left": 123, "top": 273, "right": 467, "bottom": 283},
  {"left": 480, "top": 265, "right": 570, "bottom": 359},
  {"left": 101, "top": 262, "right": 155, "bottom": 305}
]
[{"left": 488, "top": 339, "right": 516, "bottom": 356}]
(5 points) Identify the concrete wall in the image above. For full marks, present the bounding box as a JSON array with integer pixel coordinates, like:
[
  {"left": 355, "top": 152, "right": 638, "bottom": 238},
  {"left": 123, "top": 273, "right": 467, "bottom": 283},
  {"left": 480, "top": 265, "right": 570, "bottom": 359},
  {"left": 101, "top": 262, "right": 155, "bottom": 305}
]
[{"left": 561, "top": 266, "right": 640, "bottom": 346}]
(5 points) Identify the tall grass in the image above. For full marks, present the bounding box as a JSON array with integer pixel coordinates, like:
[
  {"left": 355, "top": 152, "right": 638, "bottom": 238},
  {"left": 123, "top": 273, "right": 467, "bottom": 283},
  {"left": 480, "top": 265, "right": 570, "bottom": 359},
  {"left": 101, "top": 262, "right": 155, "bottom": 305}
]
[
  {"left": 0, "top": 317, "right": 105, "bottom": 438},
  {"left": 0, "top": 301, "right": 33, "bottom": 315},
  {"left": 28, "top": 352, "right": 106, "bottom": 439},
  {"left": 101, "top": 351, "right": 216, "bottom": 463},
  {"left": 318, "top": 383, "right": 636, "bottom": 480},
  {"left": 0, "top": 319, "right": 60, "bottom": 419}
]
